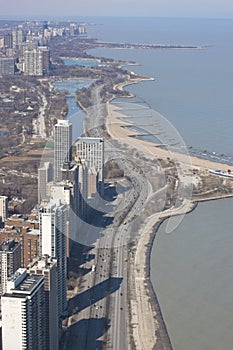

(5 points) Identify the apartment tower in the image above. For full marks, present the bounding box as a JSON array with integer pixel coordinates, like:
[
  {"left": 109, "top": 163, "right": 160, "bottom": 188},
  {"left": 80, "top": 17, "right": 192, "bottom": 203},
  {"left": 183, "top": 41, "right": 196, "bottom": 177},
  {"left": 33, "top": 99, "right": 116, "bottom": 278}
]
[
  {"left": 39, "top": 202, "right": 67, "bottom": 316},
  {"left": 54, "top": 120, "right": 72, "bottom": 182},
  {"left": 76, "top": 137, "right": 104, "bottom": 195},
  {"left": 0, "top": 196, "right": 8, "bottom": 223},
  {"left": 0, "top": 240, "right": 21, "bottom": 295},
  {"left": 38, "top": 162, "right": 53, "bottom": 202},
  {"left": 2, "top": 268, "right": 45, "bottom": 350},
  {"left": 28, "top": 257, "right": 59, "bottom": 350}
]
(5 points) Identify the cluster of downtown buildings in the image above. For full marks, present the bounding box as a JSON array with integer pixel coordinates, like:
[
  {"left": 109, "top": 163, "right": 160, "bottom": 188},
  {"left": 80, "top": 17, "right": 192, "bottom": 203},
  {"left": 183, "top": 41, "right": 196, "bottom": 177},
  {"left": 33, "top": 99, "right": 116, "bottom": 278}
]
[
  {"left": 0, "top": 119, "right": 105, "bottom": 349},
  {"left": 0, "top": 21, "right": 86, "bottom": 76}
]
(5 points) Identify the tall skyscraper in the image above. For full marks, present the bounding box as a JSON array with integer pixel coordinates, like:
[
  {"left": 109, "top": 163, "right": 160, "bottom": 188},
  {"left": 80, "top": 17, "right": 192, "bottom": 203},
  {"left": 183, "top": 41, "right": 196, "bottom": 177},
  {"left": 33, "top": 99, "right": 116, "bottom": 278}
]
[
  {"left": 54, "top": 120, "right": 72, "bottom": 182},
  {"left": 61, "top": 162, "right": 82, "bottom": 217},
  {"left": 12, "top": 27, "right": 24, "bottom": 50},
  {"left": 0, "top": 240, "right": 21, "bottom": 295},
  {"left": 78, "top": 159, "right": 88, "bottom": 218},
  {"left": 0, "top": 57, "right": 15, "bottom": 76},
  {"left": 0, "top": 196, "right": 8, "bottom": 222},
  {"left": 2, "top": 268, "right": 45, "bottom": 350},
  {"left": 38, "top": 162, "right": 53, "bottom": 202},
  {"left": 76, "top": 137, "right": 104, "bottom": 195},
  {"left": 38, "top": 46, "right": 50, "bottom": 75},
  {"left": 87, "top": 167, "right": 97, "bottom": 198},
  {"left": 28, "top": 257, "right": 59, "bottom": 350},
  {"left": 40, "top": 202, "right": 67, "bottom": 315},
  {"left": 3, "top": 34, "right": 13, "bottom": 49},
  {"left": 23, "top": 49, "right": 43, "bottom": 76}
]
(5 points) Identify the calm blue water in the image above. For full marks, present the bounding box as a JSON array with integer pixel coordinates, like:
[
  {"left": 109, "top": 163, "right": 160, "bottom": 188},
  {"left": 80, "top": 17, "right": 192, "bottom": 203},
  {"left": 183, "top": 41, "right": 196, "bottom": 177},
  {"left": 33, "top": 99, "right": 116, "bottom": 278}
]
[
  {"left": 0, "top": 131, "right": 7, "bottom": 136},
  {"left": 151, "top": 198, "right": 233, "bottom": 350},
  {"left": 53, "top": 79, "right": 91, "bottom": 95},
  {"left": 62, "top": 57, "right": 100, "bottom": 67},
  {"left": 53, "top": 79, "right": 92, "bottom": 140},
  {"left": 87, "top": 17, "right": 233, "bottom": 350},
  {"left": 89, "top": 17, "right": 233, "bottom": 156}
]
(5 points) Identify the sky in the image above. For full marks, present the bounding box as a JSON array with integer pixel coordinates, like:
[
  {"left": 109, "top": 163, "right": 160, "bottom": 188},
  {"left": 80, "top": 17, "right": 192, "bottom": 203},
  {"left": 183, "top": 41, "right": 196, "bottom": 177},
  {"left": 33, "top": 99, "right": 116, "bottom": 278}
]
[{"left": 1, "top": 0, "right": 233, "bottom": 19}]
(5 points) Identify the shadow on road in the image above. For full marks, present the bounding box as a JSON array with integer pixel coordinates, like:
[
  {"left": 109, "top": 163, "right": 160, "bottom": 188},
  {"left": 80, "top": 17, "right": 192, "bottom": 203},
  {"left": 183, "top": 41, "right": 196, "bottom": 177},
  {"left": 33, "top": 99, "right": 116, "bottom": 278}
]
[
  {"left": 61, "top": 317, "right": 110, "bottom": 350},
  {"left": 69, "top": 243, "right": 95, "bottom": 267},
  {"left": 103, "top": 182, "right": 118, "bottom": 201},
  {"left": 68, "top": 277, "right": 123, "bottom": 314}
]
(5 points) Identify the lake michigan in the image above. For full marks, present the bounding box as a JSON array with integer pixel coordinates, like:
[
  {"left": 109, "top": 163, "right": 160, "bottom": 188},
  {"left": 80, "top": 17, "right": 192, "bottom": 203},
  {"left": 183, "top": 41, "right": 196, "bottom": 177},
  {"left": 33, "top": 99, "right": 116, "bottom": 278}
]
[{"left": 88, "top": 17, "right": 233, "bottom": 349}]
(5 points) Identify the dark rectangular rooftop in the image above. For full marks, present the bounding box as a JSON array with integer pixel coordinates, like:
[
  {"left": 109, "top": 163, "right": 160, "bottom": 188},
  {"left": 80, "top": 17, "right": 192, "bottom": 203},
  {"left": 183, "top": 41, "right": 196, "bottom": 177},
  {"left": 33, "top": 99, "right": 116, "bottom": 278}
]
[
  {"left": 14, "top": 274, "right": 44, "bottom": 294},
  {"left": 0, "top": 239, "right": 20, "bottom": 252}
]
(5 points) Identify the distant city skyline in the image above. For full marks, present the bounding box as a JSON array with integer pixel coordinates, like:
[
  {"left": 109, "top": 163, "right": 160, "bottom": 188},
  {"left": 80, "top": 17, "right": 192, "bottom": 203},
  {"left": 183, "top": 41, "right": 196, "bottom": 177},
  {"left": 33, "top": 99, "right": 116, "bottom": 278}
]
[{"left": 1, "top": 0, "right": 233, "bottom": 19}]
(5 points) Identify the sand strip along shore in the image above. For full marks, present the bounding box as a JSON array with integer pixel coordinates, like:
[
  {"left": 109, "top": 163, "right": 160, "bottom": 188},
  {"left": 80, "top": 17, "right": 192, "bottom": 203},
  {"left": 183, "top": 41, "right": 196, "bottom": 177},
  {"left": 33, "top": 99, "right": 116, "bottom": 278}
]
[
  {"left": 107, "top": 102, "right": 232, "bottom": 172},
  {"left": 106, "top": 101, "right": 233, "bottom": 349}
]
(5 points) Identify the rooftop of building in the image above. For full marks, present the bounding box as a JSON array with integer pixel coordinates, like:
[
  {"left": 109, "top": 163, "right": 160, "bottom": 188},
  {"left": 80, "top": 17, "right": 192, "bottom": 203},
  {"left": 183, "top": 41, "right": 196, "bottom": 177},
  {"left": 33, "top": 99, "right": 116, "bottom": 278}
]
[
  {"left": 40, "top": 200, "right": 67, "bottom": 212},
  {"left": 0, "top": 239, "right": 20, "bottom": 252},
  {"left": 13, "top": 273, "right": 44, "bottom": 294},
  {"left": 26, "top": 228, "right": 39, "bottom": 236},
  {"left": 55, "top": 119, "right": 71, "bottom": 126},
  {"left": 61, "top": 162, "right": 77, "bottom": 171},
  {"left": 0, "top": 195, "right": 8, "bottom": 200},
  {"left": 3, "top": 225, "right": 15, "bottom": 230},
  {"left": 7, "top": 267, "right": 26, "bottom": 283},
  {"left": 28, "top": 255, "right": 57, "bottom": 270},
  {"left": 38, "top": 161, "right": 52, "bottom": 170},
  {"left": 9, "top": 214, "right": 23, "bottom": 219},
  {"left": 76, "top": 137, "right": 104, "bottom": 143}
]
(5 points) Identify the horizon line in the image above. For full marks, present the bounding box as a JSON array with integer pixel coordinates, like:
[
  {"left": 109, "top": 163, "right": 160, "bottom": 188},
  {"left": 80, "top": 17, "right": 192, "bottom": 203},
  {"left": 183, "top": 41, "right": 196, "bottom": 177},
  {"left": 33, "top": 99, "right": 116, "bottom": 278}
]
[{"left": 0, "top": 15, "right": 233, "bottom": 20}]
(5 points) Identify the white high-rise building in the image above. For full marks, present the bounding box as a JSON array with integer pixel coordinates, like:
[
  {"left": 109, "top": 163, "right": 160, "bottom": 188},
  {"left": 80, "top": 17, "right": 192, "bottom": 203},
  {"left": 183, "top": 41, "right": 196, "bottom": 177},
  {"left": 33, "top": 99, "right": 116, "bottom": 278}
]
[
  {"left": 12, "top": 29, "right": 17, "bottom": 49},
  {"left": 54, "top": 120, "right": 72, "bottom": 182},
  {"left": 0, "top": 240, "right": 21, "bottom": 295},
  {"left": 2, "top": 268, "right": 45, "bottom": 350},
  {"left": 40, "top": 202, "right": 67, "bottom": 315},
  {"left": 28, "top": 257, "right": 59, "bottom": 350},
  {"left": 38, "top": 162, "right": 53, "bottom": 202},
  {"left": 0, "top": 195, "right": 8, "bottom": 222},
  {"left": 12, "top": 28, "right": 24, "bottom": 49},
  {"left": 78, "top": 159, "right": 88, "bottom": 218},
  {"left": 49, "top": 183, "right": 71, "bottom": 207},
  {"left": 76, "top": 137, "right": 104, "bottom": 195},
  {"left": 23, "top": 48, "right": 44, "bottom": 76}
]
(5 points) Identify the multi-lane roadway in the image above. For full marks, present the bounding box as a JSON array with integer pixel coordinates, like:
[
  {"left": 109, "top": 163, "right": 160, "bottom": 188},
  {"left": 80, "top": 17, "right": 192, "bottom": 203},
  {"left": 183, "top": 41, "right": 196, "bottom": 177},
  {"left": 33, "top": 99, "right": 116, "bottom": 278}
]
[
  {"left": 63, "top": 87, "right": 156, "bottom": 349},
  {"left": 62, "top": 149, "right": 151, "bottom": 349}
]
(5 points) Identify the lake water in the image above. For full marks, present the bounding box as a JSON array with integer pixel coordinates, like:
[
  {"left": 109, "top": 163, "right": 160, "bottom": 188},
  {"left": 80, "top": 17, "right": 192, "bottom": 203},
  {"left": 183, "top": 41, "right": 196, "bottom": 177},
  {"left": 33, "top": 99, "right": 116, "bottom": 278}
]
[
  {"left": 89, "top": 17, "right": 233, "bottom": 156},
  {"left": 86, "top": 17, "right": 233, "bottom": 349},
  {"left": 151, "top": 198, "right": 233, "bottom": 350},
  {"left": 53, "top": 79, "right": 92, "bottom": 141},
  {"left": 0, "top": 131, "right": 8, "bottom": 137},
  {"left": 62, "top": 57, "right": 100, "bottom": 67}
]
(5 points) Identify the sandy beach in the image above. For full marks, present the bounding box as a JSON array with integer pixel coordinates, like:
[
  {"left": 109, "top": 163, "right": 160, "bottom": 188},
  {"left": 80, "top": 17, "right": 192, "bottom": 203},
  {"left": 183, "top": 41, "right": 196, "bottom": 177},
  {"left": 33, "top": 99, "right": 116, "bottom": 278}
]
[
  {"left": 105, "top": 98, "right": 233, "bottom": 349},
  {"left": 107, "top": 102, "right": 232, "bottom": 172}
]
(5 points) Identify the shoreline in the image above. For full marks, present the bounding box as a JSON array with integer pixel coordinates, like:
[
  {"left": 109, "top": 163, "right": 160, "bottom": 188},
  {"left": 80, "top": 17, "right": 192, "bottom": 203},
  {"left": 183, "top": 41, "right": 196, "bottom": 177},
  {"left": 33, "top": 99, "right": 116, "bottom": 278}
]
[
  {"left": 74, "top": 71, "right": 233, "bottom": 348},
  {"left": 110, "top": 80, "right": 232, "bottom": 167},
  {"left": 107, "top": 101, "right": 233, "bottom": 171},
  {"left": 104, "top": 81, "right": 233, "bottom": 348},
  {"left": 146, "top": 194, "right": 233, "bottom": 349},
  {"left": 94, "top": 41, "right": 204, "bottom": 51}
]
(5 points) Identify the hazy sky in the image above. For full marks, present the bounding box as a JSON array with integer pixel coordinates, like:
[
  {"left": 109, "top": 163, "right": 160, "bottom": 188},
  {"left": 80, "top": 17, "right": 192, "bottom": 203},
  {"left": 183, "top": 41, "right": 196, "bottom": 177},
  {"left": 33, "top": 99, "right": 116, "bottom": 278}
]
[{"left": 1, "top": 0, "right": 233, "bottom": 18}]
